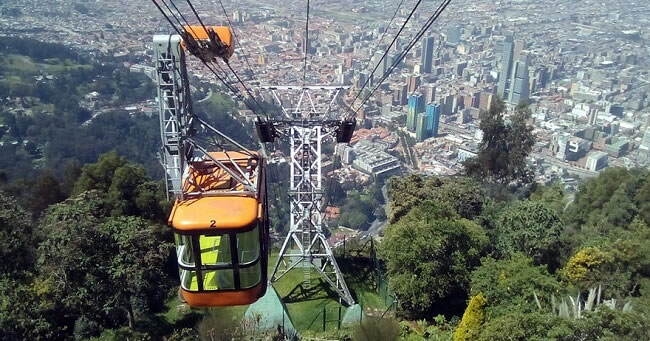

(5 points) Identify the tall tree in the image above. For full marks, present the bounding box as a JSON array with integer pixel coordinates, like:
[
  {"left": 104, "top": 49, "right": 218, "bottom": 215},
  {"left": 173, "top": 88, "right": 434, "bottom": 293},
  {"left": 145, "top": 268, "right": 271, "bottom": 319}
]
[
  {"left": 98, "top": 216, "right": 173, "bottom": 327},
  {"left": 529, "top": 182, "right": 567, "bottom": 215},
  {"left": 563, "top": 168, "right": 650, "bottom": 250},
  {"left": 73, "top": 152, "right": 165, "bottom": 220},
  {"left": 462, "top": 99, "right": 535, "bottom": 185},
  {"left": 29, "top": 169, "right": 66, "bottom": 216},
  {"left": 73, "top": 151, "right": 128, "bottom": 195},
  {"left": 380, "top": 201, "right": 488, "bottom": 317}
]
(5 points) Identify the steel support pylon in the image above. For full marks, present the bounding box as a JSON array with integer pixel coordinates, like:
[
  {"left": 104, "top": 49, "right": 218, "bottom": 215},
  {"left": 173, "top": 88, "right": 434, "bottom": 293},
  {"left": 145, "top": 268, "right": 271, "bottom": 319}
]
[
  {"left": 153, "top": 35, "right": 190, "bottom": 200},
  {"left": 265, "top": 86, "right": 355, "bottom": 306}
]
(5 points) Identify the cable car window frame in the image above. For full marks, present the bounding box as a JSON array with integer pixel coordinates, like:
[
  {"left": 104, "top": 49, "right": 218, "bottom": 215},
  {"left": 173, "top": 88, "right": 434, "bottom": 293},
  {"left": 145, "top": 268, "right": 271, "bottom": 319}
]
[{"left": 174, "top": 222, "right": 264, "bottom": 292}]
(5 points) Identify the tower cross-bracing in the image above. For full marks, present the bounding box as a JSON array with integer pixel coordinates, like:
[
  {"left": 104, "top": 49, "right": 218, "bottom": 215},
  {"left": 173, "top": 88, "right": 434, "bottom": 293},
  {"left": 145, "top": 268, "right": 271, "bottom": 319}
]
[{"left": 264, "top": 86, "right": 355, "bottom": 306}]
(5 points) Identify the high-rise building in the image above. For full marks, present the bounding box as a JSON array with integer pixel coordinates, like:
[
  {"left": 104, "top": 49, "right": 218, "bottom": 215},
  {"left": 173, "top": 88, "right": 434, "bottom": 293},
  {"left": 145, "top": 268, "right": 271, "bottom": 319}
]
[
  {"left": 455, "top": 61, "right": 468, "bottom": 76},
  {"left": 416, "top": 113, "right": 428, "bottom": 141},
  {"left": 444, "top": 94, "right": 455, "bottom": 115},
  {"left": 497, "top": 36, "right": 515, "bottom": 99},
  {"left": 425, "top": 86, "right": 436, "bottom": 104},
  {"left": 457, "top": 109, "right": 470, "bottom": 124},
  {"left": 585, "top": 151, "right": 608, "bottom": 171},
  {"left": 338, "top": 72, "right": 351, "bottom": 85},
  {"left": 588, "top": 109, "right": 598, "bottom": 126},
  {"left": 479, "top": 92, "right": 494, "bottom": 111},
  {"left": 508, "top": 53, "right": 531, "bottom": 105},
  {"left": 407, "top": 74, "right": 421, "bottom": 94},
  {"left": 513, "top": 39, "right": 525, "bottom": 61},
  {"left": 372, "top": 51, "right": 387, "bottom": 79},
  {"left": 393, "top": 84, "right": 408, "bottom": 105},
  {"left": 359, "top": 71, "right": 371, "bottom": 88},
  {"left": 407, "top": 93, "right": 425, "bottom": 132},
  {"left": 471, "top": 91, "right": 481, "bottom": 108},
  {"left": 421, "top": 36, "right": 434, "bottom": 74},
  {"left": 426, "top": 103, "right": 442, "bottom": 137},
  {"left": 345, "top": 55, "right": 353, "bottom": 69}
]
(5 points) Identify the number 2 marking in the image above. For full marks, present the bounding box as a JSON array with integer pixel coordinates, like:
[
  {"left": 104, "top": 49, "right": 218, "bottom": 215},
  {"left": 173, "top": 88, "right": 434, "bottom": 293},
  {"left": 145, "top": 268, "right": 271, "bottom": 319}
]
[{"left": 210, "top": 220, "right": 216, "bottom": 227}]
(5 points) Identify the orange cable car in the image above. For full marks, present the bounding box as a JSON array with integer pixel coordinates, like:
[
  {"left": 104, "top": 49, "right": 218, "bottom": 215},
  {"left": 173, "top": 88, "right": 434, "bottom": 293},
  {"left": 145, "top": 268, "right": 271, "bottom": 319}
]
[{"left": 169, "top": 151, "right": 268, "bottom": 307}]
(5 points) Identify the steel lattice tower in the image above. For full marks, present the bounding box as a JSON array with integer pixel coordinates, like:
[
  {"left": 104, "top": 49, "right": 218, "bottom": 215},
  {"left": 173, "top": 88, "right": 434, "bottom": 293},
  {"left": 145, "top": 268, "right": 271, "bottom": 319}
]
[{"left": 264, "top": 86, "right": 355, "bottom": 306}]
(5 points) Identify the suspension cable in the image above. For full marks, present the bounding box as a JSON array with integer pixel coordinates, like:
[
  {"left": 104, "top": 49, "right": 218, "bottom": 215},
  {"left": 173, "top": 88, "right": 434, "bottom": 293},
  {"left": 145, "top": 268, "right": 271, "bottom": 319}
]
[
  {"left": 375, "top": 0, "right": 407, "bottom": 52},
  {"left": 151, "top": 0, "right": 269, "bottom": 121},
  {"left": 164, "top": 0, "right": 200, "bottom": 38},
  {"left": 203, "top": 61, "right": 265, "bottom": 118},
  {"left": 184, "top": 0, "right": 269, "bottom": 119},
  {"left": 225, "top": 61, "right": 270, "bottom": 119},
  {"left": 150, "top": 0, "right": 184, "bottom": 36},
  {"left": 344, "top": 0, "right": 425, "bottom": 118},
  {"left": 350, "top": 0, "right": 452, "bottom": 118},
  {"left": 185, "top": 0, "right": 210, "bottom": 34},
  {"left": 322, "top": 0, "right": 406, "bottom": 120},
  {"left": 216, "top": 0, "right": 257, "bottom": 82}
]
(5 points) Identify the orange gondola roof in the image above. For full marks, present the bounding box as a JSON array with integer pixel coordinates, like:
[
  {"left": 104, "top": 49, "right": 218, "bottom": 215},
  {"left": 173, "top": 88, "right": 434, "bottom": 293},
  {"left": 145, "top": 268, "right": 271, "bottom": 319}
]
[
  {"left": 169, "top": 196, "right": 260, "bottom": 231},
  {"left": 169, "top": 151, "right": 262, "bottom": 231}
]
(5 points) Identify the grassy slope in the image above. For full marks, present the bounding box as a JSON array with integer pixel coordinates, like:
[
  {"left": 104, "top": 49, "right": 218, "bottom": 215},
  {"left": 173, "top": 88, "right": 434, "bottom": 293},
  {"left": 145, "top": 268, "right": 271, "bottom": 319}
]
[
  {"left": 1, "top": 54, "right": 91, "bottom": 75},
  {"left": 0, "top": 53, "right": 92, "bottom": 92}
]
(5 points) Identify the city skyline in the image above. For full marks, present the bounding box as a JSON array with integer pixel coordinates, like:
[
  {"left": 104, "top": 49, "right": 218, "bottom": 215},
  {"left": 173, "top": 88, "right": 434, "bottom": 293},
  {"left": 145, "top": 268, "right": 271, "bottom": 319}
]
[{"left": 1, "top": 0, "right": 649, "bottom": 187}]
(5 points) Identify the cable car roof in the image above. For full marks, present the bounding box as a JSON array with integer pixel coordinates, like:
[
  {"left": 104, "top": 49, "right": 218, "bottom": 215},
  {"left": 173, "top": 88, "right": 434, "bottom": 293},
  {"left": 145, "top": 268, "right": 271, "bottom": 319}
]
[
  {"left": 170, "top": 151, "right": 263, "bottom": 231},
  {"left": 169, "top": 196, "right": 260, "bottom": 231}
]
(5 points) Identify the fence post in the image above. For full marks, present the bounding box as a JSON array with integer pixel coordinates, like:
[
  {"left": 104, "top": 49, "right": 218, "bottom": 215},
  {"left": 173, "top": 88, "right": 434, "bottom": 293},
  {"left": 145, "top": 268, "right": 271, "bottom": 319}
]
[
  {"left": 323, "top": 307, "right": 327, "bottom": 331},
  {"left": 384, "top": 289, "right": 388, "bottom": 306},
  {"left": 338, "top": 306, "right": 342, "bottom": 330}
]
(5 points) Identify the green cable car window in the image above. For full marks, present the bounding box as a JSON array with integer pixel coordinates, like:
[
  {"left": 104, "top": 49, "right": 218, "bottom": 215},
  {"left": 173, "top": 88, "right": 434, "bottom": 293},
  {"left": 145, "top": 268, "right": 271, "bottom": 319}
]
[
  {"left": 180, "top": 269, "right": 197, "bottom": 290},
  {"left": 198, "top": 234, "right": 232, "bottom": 266},
  {"left": 181, "top": 269, "right": 235, "bottom": 291},
  {"left": 239, "top": 262, "right": 262, "bottom": 289},
  {"left": 237, "top": 225, "right": 260, "bottom": 264},
  {"left": 202, "top": 269, "right": 235, "bottom": 290}
]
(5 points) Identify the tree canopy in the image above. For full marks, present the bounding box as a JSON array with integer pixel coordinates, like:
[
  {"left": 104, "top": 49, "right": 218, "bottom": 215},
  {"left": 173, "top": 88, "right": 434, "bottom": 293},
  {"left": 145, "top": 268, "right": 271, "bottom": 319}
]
[
  {"left": 565, "top": 168, "right": 650, "bottom": 234},
  {"left": 0, "top": 152, "right": 176, "bottom": 339},
  {"left": 491, "top": 200, "right": 564, "bottom": 268},
  {"left": 387, "top": 175, "right": 484, "bottom": 223},
  {"left": 462, "top": 99, "right": 535, "bottom": 186},
  {"left": 470, "top": 254, "right": 561, "bottom": 317},
  {"left": 0, "top": 192, "right": 34, "bottom": 275},
  {"left": 380, "top": 201, "right": 488, "bottom": 317}
]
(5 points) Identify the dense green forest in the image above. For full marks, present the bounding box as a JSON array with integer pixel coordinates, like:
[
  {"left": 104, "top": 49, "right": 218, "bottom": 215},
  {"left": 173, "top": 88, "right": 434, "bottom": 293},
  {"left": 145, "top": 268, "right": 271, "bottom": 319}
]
[
  {"left": 0, "top": 37, "right": 255, "bottom": 182},
  {"left": 378, "top": 169, "right": 650, "bottom": 340},
  {"left": 3, "top": 150, "right": 649, "bottom": 340}
]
